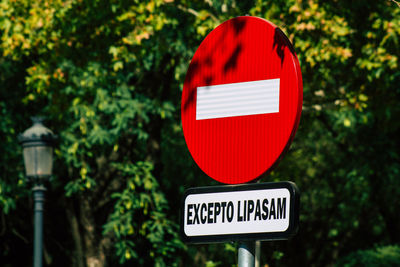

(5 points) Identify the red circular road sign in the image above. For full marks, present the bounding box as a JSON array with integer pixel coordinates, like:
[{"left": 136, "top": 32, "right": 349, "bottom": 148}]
[{"left": 181, "top": 16, "right": 302, "bottom": 184}]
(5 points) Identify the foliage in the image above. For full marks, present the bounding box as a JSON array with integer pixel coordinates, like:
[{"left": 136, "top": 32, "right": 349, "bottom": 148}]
[
  {"left": 0, "top": 0, "right": 399, "bottom": 266},
  {"left": 103, "top": 161, "right": 183, "bottom": 266},
  {"left": 337, "top": 245, "right": 400, "bottom": 267}
]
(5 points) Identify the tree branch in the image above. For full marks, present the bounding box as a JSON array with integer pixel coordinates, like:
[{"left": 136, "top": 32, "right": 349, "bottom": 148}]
[
  {"left": 389, "top": 0, "right": 400, "bottom": 8},
  {"left": 176, "top": 4, "right": 219, "bottom": 23}
]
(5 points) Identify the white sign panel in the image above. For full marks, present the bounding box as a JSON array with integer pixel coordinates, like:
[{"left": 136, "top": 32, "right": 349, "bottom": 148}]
[
  {"left": 196, "top": 79, "right": 280, "bottom": 120},
  {"left": 180, "top": 182, "right": 299, "bottom": 243}
]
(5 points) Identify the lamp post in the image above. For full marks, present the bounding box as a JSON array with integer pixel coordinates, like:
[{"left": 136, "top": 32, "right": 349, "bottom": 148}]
[{"left": 19, "top": 117, "right": 56, "bottom": 267}]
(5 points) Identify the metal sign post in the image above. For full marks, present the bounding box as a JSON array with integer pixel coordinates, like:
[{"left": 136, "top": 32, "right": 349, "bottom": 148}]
[
  {"left": 238, "top": 242, "right": 255, "bottom": 267},
  {"left": 255, "top": 241, "right": 261, "bottom": 267}
]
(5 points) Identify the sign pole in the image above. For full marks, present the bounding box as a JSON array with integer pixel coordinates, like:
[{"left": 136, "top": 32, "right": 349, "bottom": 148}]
[
  {"left": 255, "top": 241, "right": 261, "bottom": 267},
  {"left": 238, "top": 241, "right": 255, "bottom": 267}
]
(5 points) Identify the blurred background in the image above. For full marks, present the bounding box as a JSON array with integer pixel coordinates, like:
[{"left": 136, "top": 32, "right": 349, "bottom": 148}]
[{"left": 0, "top": 0, "right": 399, "bottom": 266}]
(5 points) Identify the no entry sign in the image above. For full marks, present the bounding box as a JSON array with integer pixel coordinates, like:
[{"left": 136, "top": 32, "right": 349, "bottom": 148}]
[
  {"left": 181, "top": 16, "right": 303, "bottom": 184},
  {"left": 180, "top": 182, "right": 299, "bottom": 243}
]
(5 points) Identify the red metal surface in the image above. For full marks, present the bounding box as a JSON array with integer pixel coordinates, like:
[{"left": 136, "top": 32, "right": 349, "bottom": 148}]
[{"left": 181, "top": 16, "right": 303, "bottom": 184}]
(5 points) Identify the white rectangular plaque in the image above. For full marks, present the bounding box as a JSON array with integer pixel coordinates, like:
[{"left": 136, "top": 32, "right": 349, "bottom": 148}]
[{"left": 196, "top": 79, "right": 280, "bottom": 120}]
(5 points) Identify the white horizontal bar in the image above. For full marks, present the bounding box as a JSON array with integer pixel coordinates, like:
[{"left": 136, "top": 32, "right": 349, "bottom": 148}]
[{"left": 196, "top": 79, "right": 280, "bottom": 120}]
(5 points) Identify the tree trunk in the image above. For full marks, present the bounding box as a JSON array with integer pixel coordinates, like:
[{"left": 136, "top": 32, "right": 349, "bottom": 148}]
[
  {"left": 80, "top": 196, "right": 106, "bottom": 267},
  {"left": 66, "top": 194, "right": 111, "bottom": 267},
  {"left": 65, "top": 200, "right": 85, "bottom": 267}
]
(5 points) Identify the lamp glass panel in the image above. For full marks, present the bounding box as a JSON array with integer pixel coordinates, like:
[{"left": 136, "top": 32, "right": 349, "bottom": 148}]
[{"left": 23, "top": 146, "right": 53, "bottom": 176}]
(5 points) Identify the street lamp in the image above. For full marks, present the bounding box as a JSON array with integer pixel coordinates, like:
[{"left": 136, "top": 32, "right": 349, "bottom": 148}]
[{"left": 19, "top": 117, "right": 56, "bottom": 267}]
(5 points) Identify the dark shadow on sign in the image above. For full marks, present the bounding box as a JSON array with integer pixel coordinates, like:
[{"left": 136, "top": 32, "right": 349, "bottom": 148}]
[
  {"left": 223, "top": 43, "right": 243, "bottom": 73},
  {"left": 205, "top": 55, "right": 212, "bottom": 67},
  {"left": 183, "top": 18, "right": 247, "bottom": 112},
  {"left": 222, "top": 18, "right": 246, "bottom": 73},
  {"left": 232, "top": 17, "right": 246, "bottom": 35},
  {"left": 183, "top": 85, "right": 196, "bottom": 112},
  {"left": 183, "top": 60, "right": 199, "bottom": 112},
  {"left": 273, "top": 28, "right": 296, "bottom": 66},
  {"left": 204, "top": 75, "right": 213, "bottom": 86},
  {"left": 185, "top": 59, "right": 200, "bottom": 84},
  {"left": 183, "top": 75, "right": 215, "bottom": 112}
]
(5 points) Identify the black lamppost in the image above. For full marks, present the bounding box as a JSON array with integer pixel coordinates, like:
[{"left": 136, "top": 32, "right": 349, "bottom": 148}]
[{"left": 19, "top": 117, "right": 56, "bottom": 267}]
